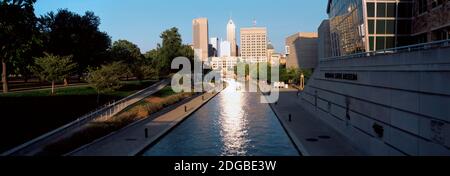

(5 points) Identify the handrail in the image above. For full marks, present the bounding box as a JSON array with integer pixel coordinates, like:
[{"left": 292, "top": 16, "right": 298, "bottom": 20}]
[
  {"left": 321, "top": 39, "right": 450, "bottom": 62},
  {"left": 1, "top": 79, "right": 169, "bottom": 156}
]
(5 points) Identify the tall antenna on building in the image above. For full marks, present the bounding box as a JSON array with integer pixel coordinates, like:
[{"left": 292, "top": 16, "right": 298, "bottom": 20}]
[{"left": 252, "top": 18, "right": 257, "bottom": 27}]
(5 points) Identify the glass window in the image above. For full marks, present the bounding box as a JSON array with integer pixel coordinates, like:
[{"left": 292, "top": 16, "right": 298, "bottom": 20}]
[
  {"left": 368, "top": 20, "right": 375, "bottom": 34},
  {"left": 377, "top": 3, "right": 386, "bottom": 17},
  {"left": 386, "top": 20, "right": 395, "bottom": 34},
  {"left": 376, "top": 37, "right": 385, "bottom": 50},
  {"left": 398, "top": 3, "right": 412, "bottom": 18},
  {"left": 385, "top": 37, "right": 395, "bottom": 49},
  {"left": 367, "top": 3, "right": 375, "bottom": 17},
  {"left": 386, "top": 3, "right": 396, "bottom": 17},
  {"left": 397, "top": 36, "right": 413, "bottom": 47},
  {"left": 397, "top": 20, "right": 411, "bottom": 34},
  {"left": 432, "top": 0, "right": 444, "bottom": 8},
  {"left": 376, "top": 20, "right": 386, "bottom": 34},
  {"left": 418, "top": 0, "right": 427, "bottom": 14},
  {"left": 369, "top": 36, "right": 374, "bottom": 51}
]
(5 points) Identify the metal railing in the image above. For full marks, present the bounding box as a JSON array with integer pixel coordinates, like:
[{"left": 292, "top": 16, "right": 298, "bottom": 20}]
[
  {"left": 1, "top": 79, "right": 169, "bottom": 156},
  {"left": 321, "top": 39, "right": 450, "bottom": 62}
]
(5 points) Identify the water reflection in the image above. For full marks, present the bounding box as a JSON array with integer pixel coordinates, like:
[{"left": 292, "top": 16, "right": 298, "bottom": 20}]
[
  {"left": 219, "top": 81, "right": 249, "bottom": 155},
  {"left": 143, "top": 79, "right": 299, "bottom": 156}
]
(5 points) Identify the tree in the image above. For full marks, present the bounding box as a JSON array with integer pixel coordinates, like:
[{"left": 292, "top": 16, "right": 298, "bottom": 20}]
[
  {"left": 87, "top": 62, "right": 125, "bottom": 104},
  {"left": 39, "top": 9, "right": 111, "bottom": 77},
  {"left": 155, "top": 27, "right": 184, "bottom": 75},
  {"left": 0, "top": 0, "right": 38, "bottom": 93},
  {"left": 110, "top": 40, "right": 143, "bottom": 80},
  {"left": 31, "top": 53, "right": 77, "bottom": 95}
]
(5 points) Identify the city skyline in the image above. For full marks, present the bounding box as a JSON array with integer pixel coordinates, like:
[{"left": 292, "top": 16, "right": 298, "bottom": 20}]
[{"left": 34, "top": 0, "right": 328, "bottom": 53}]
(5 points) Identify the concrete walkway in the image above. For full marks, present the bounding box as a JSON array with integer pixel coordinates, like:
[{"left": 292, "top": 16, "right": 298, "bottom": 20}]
[
  {"left": 269, "top": 88, "right": 363, "bottom": 156},
  {"left": 69, "top": 91, "right": 220, "bottom": 156}
]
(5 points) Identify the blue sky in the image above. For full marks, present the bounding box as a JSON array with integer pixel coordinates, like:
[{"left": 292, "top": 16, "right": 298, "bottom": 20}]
[{"left": 35, "top": 0, "right": 328, "bottom": 53}]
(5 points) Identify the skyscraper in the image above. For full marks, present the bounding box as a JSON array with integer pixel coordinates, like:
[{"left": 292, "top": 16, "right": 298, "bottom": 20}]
[
  {"left": 192, "top": 18, "right": 209, "bottom": 61},
  {"left": 240, "top": 27, "right": 267, "bottom": 60},
  {"left": 219, "top": 40, "right": 231, "bottom": 57},
  {"left": 227, "top": 19, "right": 238, "bottom": 56},
  {"left": 210, "top": 37, "right": 220, "bottom": 57}
]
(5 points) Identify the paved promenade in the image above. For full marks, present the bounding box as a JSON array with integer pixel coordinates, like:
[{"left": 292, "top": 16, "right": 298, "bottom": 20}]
[
  {"left": 69, "top": 91, "right": 219, "bottom": 156},
  {"left": 269, "top": 88, "right": 363, "bottom": 156}
]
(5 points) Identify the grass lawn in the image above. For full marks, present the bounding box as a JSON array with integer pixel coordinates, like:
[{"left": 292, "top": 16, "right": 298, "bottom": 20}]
[
  {"left": 0, "top": 79, "right": 157, "bottom": 153},
  {"left": 41, "top": 86, "right": 194, "bottom": 155}
]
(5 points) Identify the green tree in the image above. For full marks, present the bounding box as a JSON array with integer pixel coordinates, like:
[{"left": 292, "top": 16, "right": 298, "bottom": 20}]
[
  {"left": 39, "top": 9, "right": 111, "bottom": 76},
  {"left": 87, "top": 62, "right": 125, "bottom": 104},
  {"left": 110, "top": 40, "right": 143, "bottom": 80},
  {"left": 0, "top": 0, "right": 37, "bottom": 93},
  {"left": 155, "top": 27, "right": 185, "bottom": 74},
  {"left": 31, "top": 53, "right": 77, "bottom": 95}
]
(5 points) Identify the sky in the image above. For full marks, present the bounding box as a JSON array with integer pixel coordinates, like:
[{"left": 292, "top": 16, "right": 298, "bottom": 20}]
[{"left": 34, "top": 0, "right": 328, "bottom": 54}]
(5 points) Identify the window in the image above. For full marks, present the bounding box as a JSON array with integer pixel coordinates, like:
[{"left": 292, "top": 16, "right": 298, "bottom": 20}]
[
  {"left": 376, "top": 37, "right": 385, "bottom": 50},
  {"left": 376, "top": 20, "right": 386, "bottom": 34},
  {"left": 418, "top": 0, "right": 427, "bottom": 14},
  {"left": 397, "top": 20, "right": 411, "bottom": 34},
  {"left": 386, "top": 3, "right": 396, "bottom": 17},
  {"left": 398, "top": 3, "right": 413, "bottom": 18},
  {"left": 415, "top": 33, "right": 428, "bottom": 44},
  {"left": 368, "top": 20, "right": 375, "bottom": 34},
  {"left": 397, "top": 36, "right": 411, "bottom": 47},
  {"left": 386, "top": 20, "right": 395, "bottom": 34},
  {"left": 367, "top": 3, "right": 375, "bottom": 17},
  {"left": 385, "top": 37, "right": 395, "bottom": 49},
  {"left": 377, "top": 3, "right": 386, "bottom": 17},
  {"left": 369, "top": 36, "right": 375, "bottom": 51}
]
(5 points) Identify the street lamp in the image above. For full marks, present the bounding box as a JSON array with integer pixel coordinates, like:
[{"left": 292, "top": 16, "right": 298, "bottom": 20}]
[{"left": 300, "top": 73, "right": 305, "bottom": 91}]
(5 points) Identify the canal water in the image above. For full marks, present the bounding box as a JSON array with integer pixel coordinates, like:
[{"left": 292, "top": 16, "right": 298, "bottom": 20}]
[{"left": 142, "top": 81, "right": 299, "bottom": 156}]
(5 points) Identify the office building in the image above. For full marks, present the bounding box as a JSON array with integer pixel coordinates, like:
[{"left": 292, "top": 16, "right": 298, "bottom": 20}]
[
  {"left": 240, "top": 27, "right": 268, "bottom": 62},
  {"left": 285, "top": 32, "right": 318, "bottom": 69},
  {"left": 318, "top": 20, "right": 332, "bottom": 59},
  {"left": 193, "top": 18, "right": 209, "bottom": 61},
  {"left": 227, "top": 19, "right": 238, "bottom": 56}
]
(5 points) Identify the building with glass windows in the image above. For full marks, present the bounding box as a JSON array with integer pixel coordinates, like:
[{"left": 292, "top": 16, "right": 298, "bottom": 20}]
[
  {"left": 327, "top": 0, "right": 450, "bottom": 57},
  {"left": 412, "top": 0, "right": 450, "bottom": 43},
  {"left": 327, "top": 0, "right": 415, "bottom": 56},
  {"left": 297, "top": 0, "right": 450, "bottom": 156}
]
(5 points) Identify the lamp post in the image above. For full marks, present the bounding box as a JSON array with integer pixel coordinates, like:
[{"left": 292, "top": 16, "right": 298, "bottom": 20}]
[{"left": 300, "top": 73, "right": 305, "bottom": 91}]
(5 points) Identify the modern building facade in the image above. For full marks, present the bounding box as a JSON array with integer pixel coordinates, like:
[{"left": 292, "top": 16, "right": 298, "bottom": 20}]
[
  {"left": 193, "top": 18, "right": 209, "bottom": 61},
  {"left": 318, "top": 20, "right": 332, "bottom": 59},
  {"left": 412, "top": 0, "right": 450, "bottom": 43},
  {"left": 327, "top": 0, "right": 450, "bottom": 57},
  {"left": 240, "top": 27, "right": 268, "bottom": 62},
  {"left": 227, "top": 19, "right": 238, "bottom": 57},
  {"left": 297, "top": 0, "right": 450, "bottom": 156},
  {"left": 285, "top": 32, "right": 319, "bottom": 69},
  {"left": 327, "top": 0, "right": 414, "bottom": 56}
]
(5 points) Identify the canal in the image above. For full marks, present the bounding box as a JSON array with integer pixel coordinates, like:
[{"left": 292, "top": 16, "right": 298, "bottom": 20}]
[{"left": 142, "top": 80, "right": 299, "bottom": 156}]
